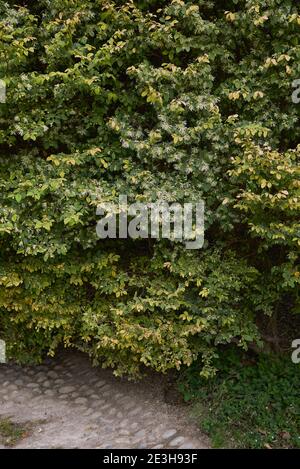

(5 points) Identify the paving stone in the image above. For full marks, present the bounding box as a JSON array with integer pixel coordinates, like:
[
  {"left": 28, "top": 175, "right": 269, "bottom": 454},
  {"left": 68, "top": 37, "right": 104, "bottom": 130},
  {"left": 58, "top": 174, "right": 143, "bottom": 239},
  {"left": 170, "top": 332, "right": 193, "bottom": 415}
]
[
  {"left": 100, "top": 403, "right": 112, "bottom": 411},
  {"left": 90, "top": 399, "right": 106, "bottom": 408},
  {"left": 178, "top": 441, "right": 197, "bottom": 449},
  {"left": 74, "top": 397, "right": 88, "bottom": 405},
  {"left": 83, "top": 409, "right": 94, "bottom": 417},
  {"left": 54, "top": 379, "right": 64, "bottom": 386},
  {"left": 121, "top": 401, "right": 135, "bottom": 411},
  {"left": 169, "top": 436, "right": 186, "bottom": 447},
  {"left": 6, "top": 384, "right": 18, "bottom": 391},
  {"left": 14, "top": 379, "right": 24, "bottom": 386},
  {"left": 36, "top": 376, "right": 46, "bottom": 383},
  {"left": 134, "top": 429, "right": 146, "bottom": 439},
  {"left": 129, "top": 422, "right": 139, "bottom": 430},
  {"left": 94, "top": 380, "right": 107, "bottom": 388},
  {"left": 26, "top": 383, "right": 39, "bottom": 389},
  {"left": 90, "top": 411, "right": 104, "bottom": 419},
  {"left": 162, "top": 429, "right": 177, "bottom": 440},
  {"left": 127, "top": 407, "right": 142, "bottom": 417},
  {"left": 41, "top": 380, "right": 51, "bottom": 388},
  {"left": 36, "top": 372, "right": 47, "bottom": 379},
  {"left": 58, "top": 386, "right": 76, "bottom": 394}
]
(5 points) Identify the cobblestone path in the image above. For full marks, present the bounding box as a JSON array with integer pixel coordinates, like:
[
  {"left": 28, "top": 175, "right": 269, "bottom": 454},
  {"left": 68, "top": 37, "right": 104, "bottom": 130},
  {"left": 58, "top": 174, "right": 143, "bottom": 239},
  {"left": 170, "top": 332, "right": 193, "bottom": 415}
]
[{"left": 0, "top": 351, "right": 209, "bottom": 449}]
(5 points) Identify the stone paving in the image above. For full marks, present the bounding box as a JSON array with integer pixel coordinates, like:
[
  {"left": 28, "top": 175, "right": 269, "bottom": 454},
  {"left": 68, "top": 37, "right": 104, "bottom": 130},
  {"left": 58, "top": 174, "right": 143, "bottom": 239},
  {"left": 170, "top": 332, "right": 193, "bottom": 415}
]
[{"left": 0, "top": 351, "right": 209, "bottom": 449}]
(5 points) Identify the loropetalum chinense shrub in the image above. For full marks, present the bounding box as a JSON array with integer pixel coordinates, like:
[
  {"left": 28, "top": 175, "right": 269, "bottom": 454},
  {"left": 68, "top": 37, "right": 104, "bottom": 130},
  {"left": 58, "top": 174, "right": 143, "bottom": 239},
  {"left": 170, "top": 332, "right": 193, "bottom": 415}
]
[{"left": 0, "top": 0, "right": 299, "bottom": 377}]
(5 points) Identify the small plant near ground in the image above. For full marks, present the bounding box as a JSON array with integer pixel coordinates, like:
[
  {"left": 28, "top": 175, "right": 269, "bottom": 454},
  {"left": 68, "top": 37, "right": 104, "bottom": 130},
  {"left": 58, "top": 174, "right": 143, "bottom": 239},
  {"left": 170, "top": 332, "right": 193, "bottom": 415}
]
[
  {"left": 179, "top": 349, "right": 300, "bottom": 449},
  {"left": 0, "top": 417, "right": 29, "bottom": 447}
]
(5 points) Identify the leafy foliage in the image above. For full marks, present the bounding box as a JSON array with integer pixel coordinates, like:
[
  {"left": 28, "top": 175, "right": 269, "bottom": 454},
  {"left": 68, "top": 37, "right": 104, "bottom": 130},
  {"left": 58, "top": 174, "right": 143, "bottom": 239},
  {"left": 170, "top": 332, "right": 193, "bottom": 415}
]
[
  {"left": 0, "top": 0, "right": 299, "bottom": 376},
  {"left": 179, "top": 349, "right": 300, "bottom": 448}
]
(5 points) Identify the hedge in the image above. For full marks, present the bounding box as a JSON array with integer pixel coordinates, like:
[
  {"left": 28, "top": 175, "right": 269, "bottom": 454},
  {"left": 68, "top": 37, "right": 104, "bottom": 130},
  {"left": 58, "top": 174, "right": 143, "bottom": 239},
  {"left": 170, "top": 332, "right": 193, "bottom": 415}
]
[{"left": 0, "top": 0, "right": 299, "bottom": 376}]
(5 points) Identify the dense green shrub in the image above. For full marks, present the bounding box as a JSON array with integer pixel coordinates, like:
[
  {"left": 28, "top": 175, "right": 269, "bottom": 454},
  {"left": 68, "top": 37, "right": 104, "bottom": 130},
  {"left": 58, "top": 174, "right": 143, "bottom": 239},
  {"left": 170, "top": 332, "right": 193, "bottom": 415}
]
[{"left": 0, "top": 0, "right": 299, "bottom": 376}]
